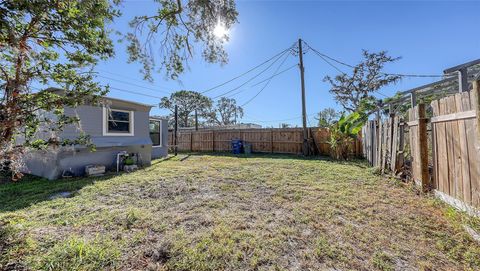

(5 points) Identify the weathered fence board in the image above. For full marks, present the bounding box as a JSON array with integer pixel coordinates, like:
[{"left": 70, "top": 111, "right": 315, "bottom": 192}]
[
  {"left": 362, "top": 116, "right": 405, "bottom": 173},
  {"left": 362, "top": 79, "right": 480, "bottom": 212},
  {"left": 169, "top": 127, "right": 361, "bottom": 156},
  {"left": 431, "top": 86, "right": 480, "bottom": 208}
]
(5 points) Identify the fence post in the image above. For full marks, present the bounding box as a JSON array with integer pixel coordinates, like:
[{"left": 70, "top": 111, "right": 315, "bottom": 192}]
[
  {"left": 190, "top": 131, "right": 193, "bottom": 152},
  {"left": 370, "top": 120, "right": 377, "bottom": 167},
  {"left": 270, "top": 129, "right": 274, "bottom": 153},
  {"left": 212, "top": 130, "right": 215, "bottom": 152},
  {"left": 397, "top": 119, "right": 405, "bottom": 173},
  {"left": 417, "top": 104, "right": 430, "bottom": 192},
  {"left": 473, "top": 80, "right": 480, "bottom": 139}
]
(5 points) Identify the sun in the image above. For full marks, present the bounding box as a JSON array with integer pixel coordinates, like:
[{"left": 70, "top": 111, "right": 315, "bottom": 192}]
[{"left": 213, "top": 22, "right": 229, "bottom": 39}]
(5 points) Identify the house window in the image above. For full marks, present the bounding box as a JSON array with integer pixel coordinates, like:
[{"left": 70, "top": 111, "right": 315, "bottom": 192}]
[
  {"left": 149, "top": 119, "right": 162, "bottom": 146},
  {"left": 103, "top": 108, "right": 134, "bottom": 136}
]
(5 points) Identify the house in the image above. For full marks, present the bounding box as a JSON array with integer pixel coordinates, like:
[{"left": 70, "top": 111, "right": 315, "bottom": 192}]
[{"left": 23, "top": 89, "right": 168, "bottom": 180}]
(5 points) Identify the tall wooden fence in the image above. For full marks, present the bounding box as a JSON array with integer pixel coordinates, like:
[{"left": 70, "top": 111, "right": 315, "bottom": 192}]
[
  {"left": 431, "top": 89, "right": 480, "bottom": 209},
  {"left": 361, "top": 80, "right": 480, "bottom": 212},
  {"left": 169, "top": 127, "right": 362, "bottom": 156}
]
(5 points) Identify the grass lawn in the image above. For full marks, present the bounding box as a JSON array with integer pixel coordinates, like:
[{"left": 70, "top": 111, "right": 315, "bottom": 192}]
[{"left": 1, "top": 154, "right": 480, "bottom": 270}]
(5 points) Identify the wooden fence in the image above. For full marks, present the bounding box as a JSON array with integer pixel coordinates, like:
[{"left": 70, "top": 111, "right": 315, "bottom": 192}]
[
  {"left": 361, "top": 80, "right": 480, "bottom": 211},
  {"left": 431, "top": 88, "right": 480, "bottom": 209},
  {"left": 361, "top": 114, "right": 405, "bottom": 174},
  {"left": 169, "top": 127, "right": 362, "bottom": 156},
  {"left": 407, "top": 104, "right": 429, "bottom": 190}
]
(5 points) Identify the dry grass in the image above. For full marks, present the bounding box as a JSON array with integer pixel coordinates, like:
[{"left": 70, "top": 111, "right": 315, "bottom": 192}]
[{"left": 1, "top": 153, "right": 479, "bottom": 270}]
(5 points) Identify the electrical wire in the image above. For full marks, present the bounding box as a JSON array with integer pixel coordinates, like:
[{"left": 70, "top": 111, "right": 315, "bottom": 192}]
[
  {"left": 225, "top": 63, "right": 298, "bottom": 99},
  {"left": 97, "top": 75, "right": 171, "bottom": 94},
  {"left": 249, "top": 64, "right": 298, "bottom": 88},
  {"left": 242, "top": 113, "right": 316, "bottom": 123},
  {"left": 96, "top": 69, "right": 173, "bottom": 91},
  {"left": 201, "top": 43, "right": 296, "bottom": 94},
  {"left": 108, "top": 86, "right": 163, "bottom": 99},
  {"left": 304, "top": 41, "right": 452, "bottom": 78},
  {"left": 211, "top": 49, "right": 291, "bottom": 99},
  {"left": 240, "top": 51, "right": 291, "bottom": 107},
  {"left": 376, "top": 91, "right": 389, "bottom": 98},
  {"left": 312, "top": 51, "right": 347, "bottom": 75}
]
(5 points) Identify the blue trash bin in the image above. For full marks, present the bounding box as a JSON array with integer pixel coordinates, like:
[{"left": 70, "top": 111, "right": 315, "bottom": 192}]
[{"left": 231, "top": 139, "right": 243, "bottom": 154}]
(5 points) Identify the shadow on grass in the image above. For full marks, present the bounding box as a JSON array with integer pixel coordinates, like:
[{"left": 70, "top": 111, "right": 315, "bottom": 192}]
[
  {"left": 0, "top": 155, "right": 180, "bottom": 213},
  {"left": 170, "top": 151, "right": 370, "bottom": 168},
  {"left": 0, "top": 174, "right": 115, "bottom": 213}
]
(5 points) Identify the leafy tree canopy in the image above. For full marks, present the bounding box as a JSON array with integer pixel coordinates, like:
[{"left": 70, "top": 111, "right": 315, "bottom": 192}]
[
  {"left": 206, "top": 97, "right": 243, "bottom": 126},
  {"left": 0, "top": 0, "right": 119, "bottom": 179},
  {"left": 324, "top": 50, "right": 401, "bottom": 113},
  {"left": 159, "top": 90, "right": 212, "bottom": 127},
  {"left": 316, "top": 107, "right": 339, "bottom": 128},
  {"left": 125, "top": 0, "right": 238, "bottom": 80}
]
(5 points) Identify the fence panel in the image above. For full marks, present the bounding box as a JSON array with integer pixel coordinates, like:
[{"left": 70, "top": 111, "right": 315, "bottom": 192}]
[
  {"left": 362, "top": 117, "right": 405, "bottom": 172},
  {"left": 408, "top": 105, "right": 420, "bottom": 185},
  {"left": 168, "top": 127, "right": 362, "bottom": 156},
  {"left": 361, "top": 80, "right": 480, "bottom": 212},
  {"left": 431, "top": 89, "right": 480, "bottom": 208}
]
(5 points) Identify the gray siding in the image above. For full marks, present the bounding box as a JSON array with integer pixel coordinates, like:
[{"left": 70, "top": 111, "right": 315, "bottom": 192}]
[
  {"left": 152, "top": 119, "right": 169, "bottom": 159},
  {"left": 23, "top": 97, "right": 159, "bottom": 180},
  {"left": 24, "top": 145, "right": 152, "bottom": 180},
  {"left": 62, "top": 99, "right": 153, "bottom": 147}
]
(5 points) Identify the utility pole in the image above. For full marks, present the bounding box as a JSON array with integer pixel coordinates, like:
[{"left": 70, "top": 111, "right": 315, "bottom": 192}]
[
  {"left": 174, "top": 104, "right": 178, "bottom": 156},
  {"left": 234, "top": 107, "right": 237, "bottom": 125},
  {"left": 195, "top": 109, "right": 198, "bottom": 131},
  {"left": 298, "top": 38, "right": 309, "bottom": 156}
]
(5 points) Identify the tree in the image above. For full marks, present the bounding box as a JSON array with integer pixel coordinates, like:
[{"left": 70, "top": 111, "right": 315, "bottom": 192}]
[
  {"left": 324, "top": 50, "right": 401, "bottom": 113},
  {"left": 206, "top": 97, "right": 243, "bottom": 126},
  {"left": 159, "top": 90, "right": 212, "bottom": 127},
  {"left": 0, "top": 0, "right": 118, "bottom": 180},
  {"left": 125, "top": 0, "right": 238, "bottom": 80},
  {"left": 315, "top": 107, "right": 339, "bottom": 128}
]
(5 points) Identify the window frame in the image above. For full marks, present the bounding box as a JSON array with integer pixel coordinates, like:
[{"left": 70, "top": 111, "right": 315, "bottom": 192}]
[
  {"left": 149, "top": 119, "right": 162, "bottom": 147},
  {"left": 102, "top": 107, "right": 135, "bottom": 136}
]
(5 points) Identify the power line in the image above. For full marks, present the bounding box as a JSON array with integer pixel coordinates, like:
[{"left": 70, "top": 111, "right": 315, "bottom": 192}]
[
  {"left": 311, "top": 49, "right": 347, "bottom": 75},
  {"left": 225, "top": 63, "right": 297, "bottom": 99},
  {"left": 242, "top": 113, "right": 316, "bottom": 123},
  {"left": 97, "top": 75, "right": 171, "bottom": 94},
  {"left": 96, "top": 69, "right": 173, "bottom": 91},
  {"left": 250, "top": 64, "right": 298, "bottom": 88},
  {"left": 108, "top": 86, "right": 163, "bottom": 99},
  {"left": 211, "top": 49, "right": 291, "bottom": 99},
  {"left": 307, "top": 44, "right": 355, "bottom": 70},
  {"left": 241, "top": 50, "right": 291, "bottom": 107},
  {"left": 304, "top": 41, "right": 451, "bottom": 78},
  {"left": 201, "top": 43, "right": 296, "bottom": 94},
  {"left": 376, "top": 91, "right": 389, "bottom": 98}
]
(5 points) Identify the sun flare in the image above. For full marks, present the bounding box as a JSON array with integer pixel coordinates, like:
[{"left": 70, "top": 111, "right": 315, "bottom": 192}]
[{"left": 213, "top": 22, "right": 229, "bottom": 39}]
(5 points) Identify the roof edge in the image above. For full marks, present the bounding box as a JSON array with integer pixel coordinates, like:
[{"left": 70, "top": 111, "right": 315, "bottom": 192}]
[{"left": 42, "top": 87, "right": 155, "bottom": 108}]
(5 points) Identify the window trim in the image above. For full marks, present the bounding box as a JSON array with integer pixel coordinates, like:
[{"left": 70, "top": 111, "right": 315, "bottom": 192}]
[
  {"left": 102, "top": 107, "right": 135, "bottom": 136},
  {"left": 149, "top": 119, "right": 162, "bottom": 147}
]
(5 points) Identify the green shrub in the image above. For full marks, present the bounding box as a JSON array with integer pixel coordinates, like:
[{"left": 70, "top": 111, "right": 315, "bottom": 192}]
[{"left": 329, "top": 112, "right": 366, "bottom": 160}]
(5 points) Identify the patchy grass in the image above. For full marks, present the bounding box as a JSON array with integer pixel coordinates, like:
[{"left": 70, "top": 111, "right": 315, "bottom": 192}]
[{"left": 1, "top": 153, "right": 479, "bottom": 270}]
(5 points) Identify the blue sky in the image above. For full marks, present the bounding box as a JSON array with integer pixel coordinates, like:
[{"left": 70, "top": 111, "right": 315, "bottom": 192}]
[{"left": 95, "top": 0, "right": 480, "bottom": 127}]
